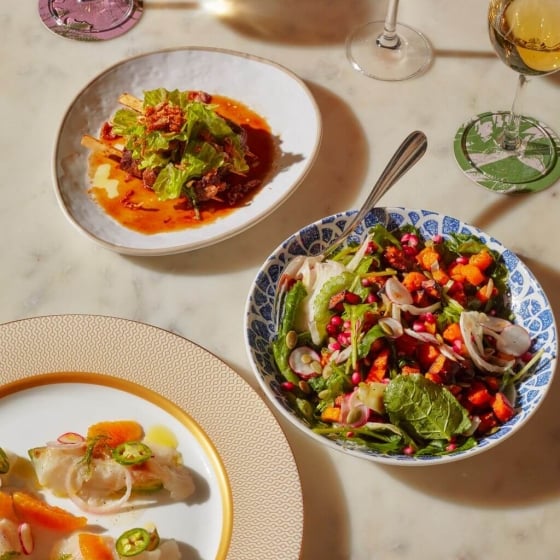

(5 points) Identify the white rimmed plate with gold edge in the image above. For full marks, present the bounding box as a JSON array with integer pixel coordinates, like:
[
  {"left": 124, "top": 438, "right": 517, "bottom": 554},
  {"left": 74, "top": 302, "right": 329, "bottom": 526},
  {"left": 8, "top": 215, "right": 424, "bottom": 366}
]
[{"left": 0, "top": 314, "right": 303, "bottom": 559}]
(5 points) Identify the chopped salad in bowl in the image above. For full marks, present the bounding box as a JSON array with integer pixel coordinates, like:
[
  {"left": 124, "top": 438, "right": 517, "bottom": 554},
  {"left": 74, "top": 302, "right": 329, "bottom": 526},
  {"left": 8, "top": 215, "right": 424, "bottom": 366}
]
[{"left": 245, "top": 208, "right": 557, "bottom": 464}]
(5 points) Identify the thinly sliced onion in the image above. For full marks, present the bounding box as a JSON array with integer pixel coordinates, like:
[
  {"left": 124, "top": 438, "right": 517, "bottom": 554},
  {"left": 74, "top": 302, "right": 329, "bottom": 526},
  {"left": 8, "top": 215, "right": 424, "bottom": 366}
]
[
  {"left": 65, "top": 461, "right": 132, "bottom": 514},
  {"left": 379, "top": 317, "right": 404, "bottom": 338},
  {"left": 496, "top": 324, "right": 532, "bottom": 357},
  {"left": 385, "top": 277, "right": 413, "bottom": 305},
  {"left": 333, "top": 345, "right": 352, "bottom": 365},
  {"left": 18, "top": 523, "right": 33, "bottom": 555},
  {"left": 46, "top": 440, "right": 87, "bottom": 451},
  {"left": 403, "top": 328, "right": 463, "bottom": 361},
  {"left": 400, "top": 302, "right": 441, "bottom": 315},
  {"left": 459, "top": 312, "right": 515, "bottom": 373},
  {"left": 478, "top": 314, "right": 512, "bottom": 332},
  {"left": 288, "top": 346, "right": 322, "bottom": 379}
]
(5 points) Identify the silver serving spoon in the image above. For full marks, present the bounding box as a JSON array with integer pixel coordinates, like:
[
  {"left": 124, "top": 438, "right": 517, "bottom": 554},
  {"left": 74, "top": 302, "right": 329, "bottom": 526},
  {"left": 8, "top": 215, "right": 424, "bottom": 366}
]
[{"left": 274, "top": 130, "right": 428, "bottom": 327}]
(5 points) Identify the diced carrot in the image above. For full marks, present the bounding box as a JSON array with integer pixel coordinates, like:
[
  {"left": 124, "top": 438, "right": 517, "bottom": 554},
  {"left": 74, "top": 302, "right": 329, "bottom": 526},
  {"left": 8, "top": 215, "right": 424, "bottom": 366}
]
[
  {"left": 476, "top": 282, "right": 498, "bottom": 303},
  {"left": 79, "top": 533, "right": 115, "bottom": 560},
  {"left": 0, "top": 491, "right": 17, "bottom": 522},
  {"left": 483, "top": 376, "right": 501, "bottom": 392},
  {"left": 431, "top": 268, "right": 450, "bottom": 285},
  {"left": 442, "top": 322, "right": 462, "bottom": 343},
  {"left": 461, "top": 264, "right": 487, "bottom": 286},
  {"left": 87, "top": 420, "right": 144, "bottom": 449},
  {"left": 401, "top": 364, "right": 421, "bottom": 374},
  {"left": 492, "top": 392, "right": 516, "bottom": 423},
  {"left": 402, "top": 271, "right": 426, "bottom": 292},
  {"left": 477, "top": 411, "right": 498, "bottom": 434},
  {"left": 427, "top": 354, "right": 456, "bottom": 384},
  {"left": 469, "top": 249, "right": 494, "bottom": 271},
  {"left": 321, "top": 406, "right": 341, "bottom": 423},
  {"left": 448, "top": 263, "right": 466, "bottom": 282},
  {"left": 366, "top": 348, "right": 390, "bottom": 382},
  {"left": 424, "top": 321, "right": 436, "bottom": 335},
  {"left": 12, "top": 491, "right": 87, "bottom": 532},
  {"left": 416, "top": 247, "right": 440, "bottom": 271},
  {"left": 417, "top": 343, "right": 440, "bottom": 369},
  {"left": 465, "top": 381, "right": 492, "bottom": 407}
]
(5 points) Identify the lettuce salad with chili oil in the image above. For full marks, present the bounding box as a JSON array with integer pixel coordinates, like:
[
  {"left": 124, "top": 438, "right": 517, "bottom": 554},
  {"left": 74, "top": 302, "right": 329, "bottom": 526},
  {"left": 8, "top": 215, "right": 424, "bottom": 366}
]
[
  {"left": 95, "top": 88, "right": 260, "bottom": 217},
  {"left": 273, "top": 224, "right": 543, "bottom": 457}
]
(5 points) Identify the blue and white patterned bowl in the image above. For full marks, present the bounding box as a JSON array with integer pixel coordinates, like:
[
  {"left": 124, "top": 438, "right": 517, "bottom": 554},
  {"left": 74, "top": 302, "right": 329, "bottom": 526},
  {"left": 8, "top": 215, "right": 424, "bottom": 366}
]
[{"left": 244, "top": 207, "right": 558, "bottom": 465}]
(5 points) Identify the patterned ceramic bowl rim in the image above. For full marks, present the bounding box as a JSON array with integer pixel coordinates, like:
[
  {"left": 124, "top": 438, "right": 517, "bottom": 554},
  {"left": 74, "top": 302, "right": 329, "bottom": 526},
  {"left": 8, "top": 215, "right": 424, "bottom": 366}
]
[{"left": 244, "top": 207, "right": 558, "bottom": 465}]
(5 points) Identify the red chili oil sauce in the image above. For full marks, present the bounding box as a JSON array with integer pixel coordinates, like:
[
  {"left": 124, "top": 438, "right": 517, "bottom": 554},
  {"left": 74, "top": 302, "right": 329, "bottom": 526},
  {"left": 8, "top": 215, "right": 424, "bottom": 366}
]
[{"left": 87, "top": 95, "right": 276, "bottom": 235}]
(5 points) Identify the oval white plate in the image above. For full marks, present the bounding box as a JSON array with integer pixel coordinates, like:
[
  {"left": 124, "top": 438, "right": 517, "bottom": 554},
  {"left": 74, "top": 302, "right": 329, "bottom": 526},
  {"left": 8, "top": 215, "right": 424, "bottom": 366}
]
[
  {"left": 0, "top": 373, "right": 228, "bottom": 558},
  {"left": 54, "top": 47, "right": 322, "bottom": 256},
  {"left": 0, "top": 315, "right": 303, "bottom": 559}
]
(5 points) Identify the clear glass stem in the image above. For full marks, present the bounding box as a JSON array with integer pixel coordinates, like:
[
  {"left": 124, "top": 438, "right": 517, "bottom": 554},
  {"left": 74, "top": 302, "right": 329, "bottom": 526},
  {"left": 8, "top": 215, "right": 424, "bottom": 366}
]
[
  {"left": 377, "top": 0, "right": 401, "bottom": 49},
  {"left": 503, "top": 74, "right": 529, "bottom": 151}
]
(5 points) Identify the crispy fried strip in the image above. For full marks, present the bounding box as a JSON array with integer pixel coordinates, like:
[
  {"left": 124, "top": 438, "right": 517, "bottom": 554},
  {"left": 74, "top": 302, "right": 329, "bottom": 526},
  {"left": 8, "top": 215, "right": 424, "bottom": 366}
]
[
  {"left": 80, "top": 134, "right": 122, "bottom": 159},
  {"left": 118, "top": 92, "right": 143, "bottom": 113}
]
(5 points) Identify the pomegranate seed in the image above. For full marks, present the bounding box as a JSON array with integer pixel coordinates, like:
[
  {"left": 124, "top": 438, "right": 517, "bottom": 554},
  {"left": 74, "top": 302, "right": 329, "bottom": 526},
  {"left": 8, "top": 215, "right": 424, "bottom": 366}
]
[
  {"left": 281, "top": 381, "right": 295, "bottom": 391},
  {"left": 455, "top": 256, "right": 469, "bottom": 265},
  {"left": 446, "top": 443, "right": 457, "bottom": 452},
  {"left": 361, "top": 277, "right": 370, "bottom": 287},
  {"left": 403, "top": 246, "right": 418, "bottom": 257},
  {"left": 329, "top": 341, "right": 341, "bottom": 352},
  {"left": 403, "top": 446, "right": 414, "bottom": 455},
  {"left": 330, "top": 315, "right": 343, "bottom": 326},
  {"left": 343, "top": 320, "right": 351, "bottom": 329},
  {"left": 326, "top": 323, "right": 338, "bottom": 336},
  {"left": 407, "top": 234, "right": 419, "bottom": 247},
  {"left": 351, "top": 371, "right": 361, "bottom": 385},
  {"left": 412, "top": 321, "right": 426, "bottom": 332},
  {"left": 366, "top": 294, "right": 377, "bottom": 304},
  {"left": 344, "top": 292, "right": 361, "bottom": 305},
  {"left": 401, "top": 233, "right": 411, "bottom": 243},
  {"left": 432, "top": 234, "right": 443, "bottom": 243}
]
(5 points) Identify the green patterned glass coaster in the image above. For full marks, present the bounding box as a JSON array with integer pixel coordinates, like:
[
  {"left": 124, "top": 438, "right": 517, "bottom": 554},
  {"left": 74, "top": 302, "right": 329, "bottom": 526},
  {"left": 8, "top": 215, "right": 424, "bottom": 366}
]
[{"left": 454, "top": 111, "right": 560, "bottom": 194}]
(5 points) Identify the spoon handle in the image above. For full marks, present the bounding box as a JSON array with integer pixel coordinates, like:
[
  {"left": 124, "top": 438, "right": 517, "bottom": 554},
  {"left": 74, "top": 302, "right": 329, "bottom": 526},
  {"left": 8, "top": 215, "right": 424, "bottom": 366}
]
[{"left": 326, "top": 130, "right": 428, "bottom": 256}]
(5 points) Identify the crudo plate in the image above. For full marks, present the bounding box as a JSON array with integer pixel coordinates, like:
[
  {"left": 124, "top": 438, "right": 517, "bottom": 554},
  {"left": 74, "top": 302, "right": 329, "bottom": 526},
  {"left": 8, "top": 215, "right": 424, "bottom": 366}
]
[
  {"left": 0, "top": 373, "right": 228, "bottom": 558},
  {"left": 53, "top": 47, "right": 322, "bottom": 256},
  {"left": 245, "top": 207, "right": 558, "bottom": 465},
  {"left": 0, "top": 315, "right": 303, "bottom": 559}
]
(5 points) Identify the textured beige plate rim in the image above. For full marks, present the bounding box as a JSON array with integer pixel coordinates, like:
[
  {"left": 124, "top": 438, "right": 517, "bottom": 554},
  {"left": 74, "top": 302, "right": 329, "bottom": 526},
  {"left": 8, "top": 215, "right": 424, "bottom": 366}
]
[{"left": 0, "top": 315, "right": 303, "bottom": 559}]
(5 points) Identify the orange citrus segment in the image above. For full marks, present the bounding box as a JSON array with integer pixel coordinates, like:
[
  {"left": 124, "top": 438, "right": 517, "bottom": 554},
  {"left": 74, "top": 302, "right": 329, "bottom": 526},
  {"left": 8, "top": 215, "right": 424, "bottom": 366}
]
[
  {"left": 79, "top": 533, "right": 115, "bottom": 560},
  {"left": 12, "top": 491, "right": 87, "bottom": 532},
  {"left": 87, "top": 420, "right": 144, "bottom": 449},
  {"left": 0, "top": 491, "right": 18, "bottom": 522}
]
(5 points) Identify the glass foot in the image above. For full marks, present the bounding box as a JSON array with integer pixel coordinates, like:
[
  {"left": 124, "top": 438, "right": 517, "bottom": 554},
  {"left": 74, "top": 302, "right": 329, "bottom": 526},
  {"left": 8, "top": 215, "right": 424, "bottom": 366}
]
[
  {"left": 39, "top": 0, "right": 143, "bottom": 41},
  {"left": 454, "top": 112, "right": 560, "bottom": 194},
  {"left": 346, "top": 21, "right": 433, "bottom": 81}
]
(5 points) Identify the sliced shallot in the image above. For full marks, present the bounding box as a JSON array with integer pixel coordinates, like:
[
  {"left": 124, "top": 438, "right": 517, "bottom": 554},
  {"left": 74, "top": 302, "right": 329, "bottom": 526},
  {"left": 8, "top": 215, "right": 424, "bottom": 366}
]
[
  {"left": 379, "top": 317, "right": 404, "bottom": 338},
  {"left": 65, "top": 461, "right": 133, "bottom": 514},
  {"left": 385, "top": 277, "right": 413, "bottom": 305}
]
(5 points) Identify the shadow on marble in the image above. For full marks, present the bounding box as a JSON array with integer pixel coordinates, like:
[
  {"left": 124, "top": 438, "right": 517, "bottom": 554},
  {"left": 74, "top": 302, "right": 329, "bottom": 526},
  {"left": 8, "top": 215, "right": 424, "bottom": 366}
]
[
  {"left": 191, "top": 0, "right": 376, "bottom": 46},
  {"left": 382, "top": 257, "right": 560, "bottom": 508},
  {"left": 126, "top": 81, "right": 368, "bottom": 275},
  {"left": 270, "top": 409, "right": 351, "bottom": 560}
]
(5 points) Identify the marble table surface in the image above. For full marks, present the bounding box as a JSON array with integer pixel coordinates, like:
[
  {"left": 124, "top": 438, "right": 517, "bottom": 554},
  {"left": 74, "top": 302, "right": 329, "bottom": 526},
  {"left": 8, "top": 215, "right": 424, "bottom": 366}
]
[{"left": 2, "top": 1, "right": 560, "bottom": 559}]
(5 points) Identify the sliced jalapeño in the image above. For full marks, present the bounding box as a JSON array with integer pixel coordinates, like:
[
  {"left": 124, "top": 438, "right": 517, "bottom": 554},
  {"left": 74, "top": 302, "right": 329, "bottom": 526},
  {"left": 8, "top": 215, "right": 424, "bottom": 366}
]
[
  {"left": 112, "top": 441, "right": 152, "bottom": 466},
  {"left": 116, "top": 528, "right": 151, "bottom": 557}
]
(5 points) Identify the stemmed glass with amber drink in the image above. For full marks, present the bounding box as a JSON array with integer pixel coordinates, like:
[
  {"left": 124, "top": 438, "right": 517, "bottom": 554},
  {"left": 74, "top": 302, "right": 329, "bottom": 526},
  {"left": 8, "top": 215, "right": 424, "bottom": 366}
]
[{"left": 455, "top": 0, "right": 560, "bottom": 193}]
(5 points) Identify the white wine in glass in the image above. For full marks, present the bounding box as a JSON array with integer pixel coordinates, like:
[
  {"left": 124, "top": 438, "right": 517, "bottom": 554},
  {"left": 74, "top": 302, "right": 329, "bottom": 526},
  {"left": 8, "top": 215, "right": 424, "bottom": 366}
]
[
  {"left": 454, "top": 0, "right": 560, "bottom": 193},
  {"left": 346, "top": 0, "right": 433, "bottom": 81},
  {"left": 39, "top": 0, "right": 142, "bottom": 41}
]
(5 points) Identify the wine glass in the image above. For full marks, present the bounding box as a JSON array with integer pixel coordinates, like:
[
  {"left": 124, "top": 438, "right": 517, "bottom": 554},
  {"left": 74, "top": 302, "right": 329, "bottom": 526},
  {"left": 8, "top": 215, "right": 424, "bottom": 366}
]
[
  {"left": 39, "top": 0, "right": 143, "bottom": 41},
  {"left": 346, "top": 0, "right": 433, "bottom": 81},
  {"left": 454, "top": 0, "right": 560, "bottom": 194}
]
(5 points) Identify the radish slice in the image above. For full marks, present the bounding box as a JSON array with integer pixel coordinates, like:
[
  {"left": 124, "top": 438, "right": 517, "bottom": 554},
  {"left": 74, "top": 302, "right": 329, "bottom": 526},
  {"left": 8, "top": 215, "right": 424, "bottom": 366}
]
[
  {"left": 18, "top": 523, "right": 33, "bottom": 555},
  {"left": 385, "top": 277, "right": 413, "bottom": 305},
  {"left": 400, "top": 302, "right": 441, "bottom": 315},
  {"left": 340, "top": 390, "right": 369, "bottom": 427},
  {"left": 288, "top": 346, "right": 322, "bottom": 379},
  {"left": 57, "top": 432, "right": 85, "bottom": 445},
  {"left": 496, "top": 324, "right": 532, "bottom": 356}
]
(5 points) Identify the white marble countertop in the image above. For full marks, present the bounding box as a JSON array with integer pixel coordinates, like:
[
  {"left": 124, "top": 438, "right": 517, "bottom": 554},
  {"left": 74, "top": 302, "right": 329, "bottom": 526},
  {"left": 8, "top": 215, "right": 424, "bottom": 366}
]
[{"left": 2, "top": 1, "right": 560, "bottom": 559}]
